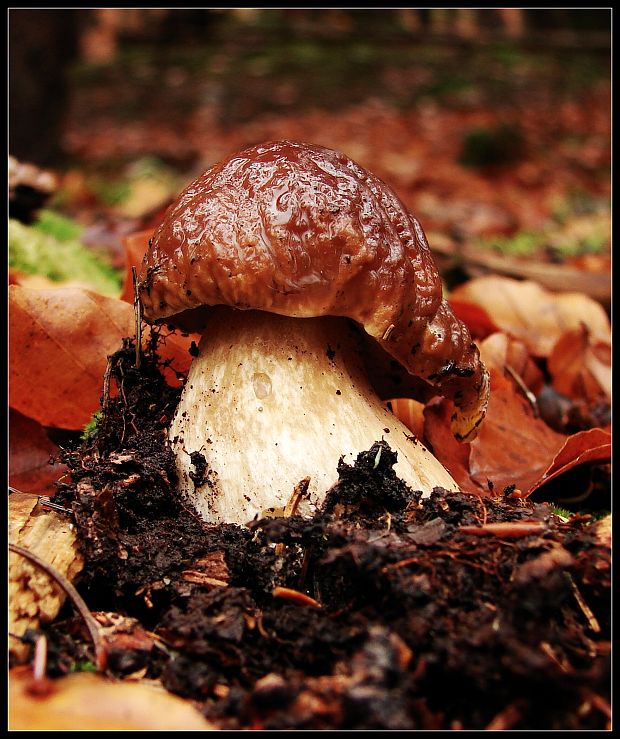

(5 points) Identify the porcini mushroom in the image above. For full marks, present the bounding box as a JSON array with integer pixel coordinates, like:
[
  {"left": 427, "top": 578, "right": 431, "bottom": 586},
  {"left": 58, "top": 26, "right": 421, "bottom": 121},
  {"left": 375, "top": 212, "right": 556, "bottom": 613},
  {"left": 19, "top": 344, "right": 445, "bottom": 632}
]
[{"left": 138, "top": 140, "right": 489, "bottom": 524}]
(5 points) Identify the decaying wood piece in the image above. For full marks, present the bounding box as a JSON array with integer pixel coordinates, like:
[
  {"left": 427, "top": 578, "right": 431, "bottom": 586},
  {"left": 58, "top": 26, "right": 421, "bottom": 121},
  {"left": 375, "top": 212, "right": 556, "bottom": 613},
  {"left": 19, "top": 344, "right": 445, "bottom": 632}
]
[{"left": 9, "top": 492, "right": 83, "bottom": 663}]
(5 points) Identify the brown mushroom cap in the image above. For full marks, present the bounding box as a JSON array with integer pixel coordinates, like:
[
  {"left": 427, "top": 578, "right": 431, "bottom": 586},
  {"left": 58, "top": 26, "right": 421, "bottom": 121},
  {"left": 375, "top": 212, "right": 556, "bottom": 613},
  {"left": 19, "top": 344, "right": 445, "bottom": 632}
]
[{"left": 139, "top": 140, "right": 488, "bottom": 439}]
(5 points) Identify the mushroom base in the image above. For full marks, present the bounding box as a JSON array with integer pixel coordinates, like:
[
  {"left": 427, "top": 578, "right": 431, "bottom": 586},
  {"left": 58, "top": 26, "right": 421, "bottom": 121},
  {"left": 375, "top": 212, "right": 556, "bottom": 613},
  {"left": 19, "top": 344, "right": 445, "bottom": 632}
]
[{"left": 168, "top": 308, "right": 458, "bottom": 524}]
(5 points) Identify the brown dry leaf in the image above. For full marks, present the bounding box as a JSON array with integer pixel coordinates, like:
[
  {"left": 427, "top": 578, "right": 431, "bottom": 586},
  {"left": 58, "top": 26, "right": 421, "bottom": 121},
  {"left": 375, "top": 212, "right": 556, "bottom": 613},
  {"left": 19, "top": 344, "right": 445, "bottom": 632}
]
[
  {"left": 9, "top": 285, "right": 135, "bottom": 429},
  {"left": 9, "top": 493, "right": 83, "bottom": 663},
  {"left": 9, "top": 408, "right": 66, "bottom": 495},
  {"left": 548, "top": 325, "right": 611, "bottom": 402},
  {"left": 8, "top": 669, "right": 214, "bottom": 730},
  {"left": 423, "top": 398, "right": 479, "bottom": 494},
  {"left": 448, "top": 297, "right": 500, "bottom": 341},
  {"left": 423, "top": 368, "right": 611, "bottom": 498},
  {"left": 467, "top": 371, "right": 566, "bottom": 494},
  {"left": 528, "top": 427, "right": 611, "bottom": 496},
  {"left": 450, "top": 275, "right": 611, "bottom": 357},
  {"left": 478, "top": 331, "right": 545, "bottom": 395}
]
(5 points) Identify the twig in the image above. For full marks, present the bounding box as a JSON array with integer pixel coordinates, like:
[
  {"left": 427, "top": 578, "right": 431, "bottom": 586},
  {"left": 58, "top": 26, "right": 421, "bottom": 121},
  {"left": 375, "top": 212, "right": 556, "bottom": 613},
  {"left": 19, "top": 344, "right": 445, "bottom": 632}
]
[
  {"left": 458, "top": 521, "right": 546, "bottom": 538},
  {"left": 272, "top": 586, "right": 322, "bottom": 609},
  {"left": 102, "top": 355, "right": 113, "bottom": 411},
  {"left": 8, "top": 543, "right": 107, "bottom": 671},
  {"left": 132, "top": 266, "right": 142, "bottom": 370},
  {"left": 32, "top": 633, "right": 48, "bottom": 682},
  {"left": 37, "top": 496, "right": 73, "bottom": 515},
  {"left": 505, "top": 364, "right": 539, "bottom": 417},
  {"left": 565, "top": 572, "right": 601, "bottom": 633}
]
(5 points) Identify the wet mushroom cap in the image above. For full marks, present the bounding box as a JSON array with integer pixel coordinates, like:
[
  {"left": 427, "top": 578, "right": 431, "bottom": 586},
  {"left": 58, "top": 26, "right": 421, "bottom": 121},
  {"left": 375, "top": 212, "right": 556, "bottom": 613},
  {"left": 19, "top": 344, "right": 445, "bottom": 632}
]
[{"left": 138, "top": 139, "right": 488, "bottom": 439}]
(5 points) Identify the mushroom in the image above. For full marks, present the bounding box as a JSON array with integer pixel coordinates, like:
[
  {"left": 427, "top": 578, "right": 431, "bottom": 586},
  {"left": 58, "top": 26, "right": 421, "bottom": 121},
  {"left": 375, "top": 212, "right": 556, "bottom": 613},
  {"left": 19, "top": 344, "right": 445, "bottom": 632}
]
[{"left": 138, "top": 140, "right": 489, "bottom": 524}]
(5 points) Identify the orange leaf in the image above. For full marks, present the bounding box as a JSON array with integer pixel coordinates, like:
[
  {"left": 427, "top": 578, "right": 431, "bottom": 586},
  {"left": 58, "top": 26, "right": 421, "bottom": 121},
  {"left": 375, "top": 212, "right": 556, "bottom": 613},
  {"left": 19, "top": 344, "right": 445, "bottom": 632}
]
[
  {"left": 151, "top": 329, "right": 198, "bottom": 387},
  {"left": 386, "top": 398, "right": 426, "bottom": 440},
  {"left": 120, "top": 229, "right": 199, "bottom": 384},
  {"left": 9, "top": 408, "right": 66, "bottom": 494},
  {"left": 423, "top": 399, "right": 481, "bottom": 495},
  {"left": 120, "top": 228, "right": 153, "bottom": 304},
  {"left": 450, "top": 276, "right": 610, "bottom": 357},
  {"left": 528, "top": 428, "right": 611, "bottom": 496},
  {"left": 548, "top": 325, "right": 611, "bottom": 402},
  {"left": 467, "top": 370, "right": 566, "bottom": 494},
  {"left": 448, "top": 298, "right": 499, "bottom": 340},
  {"left": 479, "top": 332, "right": 545, "bottom": 395},
  {"left": 9, "top": 285, "right": 135, "bottom": 430},
  {"left": 424, "top": 368, "right": 610, "bottom": 499}
]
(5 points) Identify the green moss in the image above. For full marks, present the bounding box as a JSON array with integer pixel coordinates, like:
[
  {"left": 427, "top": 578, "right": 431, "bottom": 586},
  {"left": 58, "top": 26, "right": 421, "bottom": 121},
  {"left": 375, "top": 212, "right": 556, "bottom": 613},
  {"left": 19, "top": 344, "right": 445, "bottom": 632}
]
[
  {"left": 9, "top": 217, "right": 122, "bottom": 295},
  {"left": 32, "top": 209, "right": 83, "bottom": 242},
  {"left": 81, "top": 410, "right": 104, "bottom": 443},
  {"left": 548, "top": 505, "right": 573, "bottom": 521},
  {"left": 69, "top": 660, "right": 97, "bottom": 673},
  {"left": 481, "top": 232, "right": 541, "bottom": 257}
]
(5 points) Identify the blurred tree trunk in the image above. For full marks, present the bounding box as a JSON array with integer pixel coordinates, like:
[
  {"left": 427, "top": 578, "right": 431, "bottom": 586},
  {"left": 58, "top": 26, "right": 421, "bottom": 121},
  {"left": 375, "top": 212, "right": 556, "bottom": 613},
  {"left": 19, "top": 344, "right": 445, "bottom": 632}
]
[{"left": 9, "top": 9, "right": 80, "bottom": 167}]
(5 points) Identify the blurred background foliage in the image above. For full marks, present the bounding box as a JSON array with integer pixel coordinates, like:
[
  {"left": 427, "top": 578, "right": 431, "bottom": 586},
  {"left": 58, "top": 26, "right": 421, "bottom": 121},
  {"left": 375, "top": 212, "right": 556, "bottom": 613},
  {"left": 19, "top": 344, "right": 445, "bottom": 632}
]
[{"left": 8, "top": 8, "right": 611, "bottom": 292}]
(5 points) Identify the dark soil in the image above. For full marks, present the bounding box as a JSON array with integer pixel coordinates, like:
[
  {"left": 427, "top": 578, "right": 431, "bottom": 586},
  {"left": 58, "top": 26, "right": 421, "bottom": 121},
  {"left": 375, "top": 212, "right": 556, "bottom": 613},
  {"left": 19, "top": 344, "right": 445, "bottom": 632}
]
[{"left": 48, "top": 332, "right": 611, "bottom": 730}]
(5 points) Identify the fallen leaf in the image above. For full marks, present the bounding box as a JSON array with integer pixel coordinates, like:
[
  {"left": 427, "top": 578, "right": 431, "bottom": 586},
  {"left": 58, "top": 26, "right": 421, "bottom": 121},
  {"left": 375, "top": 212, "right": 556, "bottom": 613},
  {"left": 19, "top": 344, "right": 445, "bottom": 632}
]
[
  {"left": 8, "top": 669, "right": 214, "bottom": 730},
  {"left": 528, "top": 427, "right": 611, "bottom": 496},
  {"left": 9, "top": 285, "right": 135, "bottom": 429},
  {"left": 120, "top": 229, "right": 199, "bottom": 384},
  {"left": 386, "top": 398, "right": 426, "bottom": 440},
  {"left": 148, "top": 328, "right": 198, "bottom": 386},
  {"left": 120, "top": 228, "right": 153, "bottom": 303},
  {"left": 478, "top": 331, "right": 545, "bottom": 395},
  {"left": 450, "top": 275, "right": 611, "bottom": 357},
  {"left": 468, "top": 371, "right": 574, "bottom": 494},
  {"left": 423, "top": 399, "right": 479, "bottom": 494},
  {"left": 448, "top": 297, "right": 500, "bottom": 340},
  {"left": 9, "top": 408, "right": 66, "bottom": 494},
  {"left": 424, "top": 368, "right": 611, "bottom": 498},
  {"left": 548, "top": 325, "right": 611, "bottom": 402}
]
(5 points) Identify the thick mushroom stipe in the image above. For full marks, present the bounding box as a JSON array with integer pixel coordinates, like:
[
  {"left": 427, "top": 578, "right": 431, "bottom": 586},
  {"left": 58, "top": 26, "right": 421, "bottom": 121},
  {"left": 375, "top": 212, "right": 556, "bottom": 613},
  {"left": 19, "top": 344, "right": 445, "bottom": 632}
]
[
  {"left": 138, "top": 140, "right": 489, "bottom": 523},
  {"left": 169, "top": 307, "right": 457, "bottom": 524}
]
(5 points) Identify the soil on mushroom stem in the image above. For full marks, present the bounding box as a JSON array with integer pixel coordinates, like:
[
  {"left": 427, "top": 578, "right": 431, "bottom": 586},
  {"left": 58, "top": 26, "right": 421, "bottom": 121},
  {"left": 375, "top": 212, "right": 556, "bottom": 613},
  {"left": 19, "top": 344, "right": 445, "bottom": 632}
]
[{"left": 47, "top": 332, "right": 610, "bottom": 730}]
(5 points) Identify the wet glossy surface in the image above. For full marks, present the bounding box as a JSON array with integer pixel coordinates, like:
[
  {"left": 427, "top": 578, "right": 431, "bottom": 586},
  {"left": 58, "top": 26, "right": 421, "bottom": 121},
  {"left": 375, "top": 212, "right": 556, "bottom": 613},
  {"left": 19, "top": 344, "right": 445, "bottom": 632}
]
[{"left": 138, "top": 140, "right": 488, "bottom": 437}]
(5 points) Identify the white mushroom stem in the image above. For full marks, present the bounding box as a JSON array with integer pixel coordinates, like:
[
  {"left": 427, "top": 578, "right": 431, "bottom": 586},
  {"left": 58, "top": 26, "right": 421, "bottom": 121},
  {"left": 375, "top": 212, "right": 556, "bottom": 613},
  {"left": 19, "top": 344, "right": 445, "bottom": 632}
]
[{"left": 169, "top": 306, "right": 458, "bottom": 524}]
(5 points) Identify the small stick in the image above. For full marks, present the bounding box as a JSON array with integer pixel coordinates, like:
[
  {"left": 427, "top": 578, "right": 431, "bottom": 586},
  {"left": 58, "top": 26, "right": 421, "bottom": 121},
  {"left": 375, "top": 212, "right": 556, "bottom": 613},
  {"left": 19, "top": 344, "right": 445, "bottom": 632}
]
[
  {"left": 505, "top": 364, "right": 538, "bottom": 417},
  {"left": 564, "top": 572, "right": 601, "bottom": 633},
  {"left": 132, "top": 266, "right": 142, "bottom": 369},
  {"left": 32, "top": 633, "right": 48, "bottom": 682},
  {"left": 272, "top": 586, "right": 321, "bottom": 609},
  {"left": 37, "top": 496, "right": 73, "bottom": 515},
  {"left": 9, "top": 543, "right": 107, "bottom": 671},
  {"left": 102, "top": 355, "right": 113, "bottom": 411},
  {"left": 382, "top": 323, "right": 395, "bottom": 340},
  {"left": 458, "top": 521, "right": 546, "bottom": 538}
]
